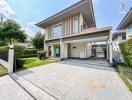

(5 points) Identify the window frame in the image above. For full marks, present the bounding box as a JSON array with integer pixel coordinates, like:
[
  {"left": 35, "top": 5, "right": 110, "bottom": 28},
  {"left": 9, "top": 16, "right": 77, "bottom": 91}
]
[{"left": 73, "top": 15, "right": 79, "bottom": 34}]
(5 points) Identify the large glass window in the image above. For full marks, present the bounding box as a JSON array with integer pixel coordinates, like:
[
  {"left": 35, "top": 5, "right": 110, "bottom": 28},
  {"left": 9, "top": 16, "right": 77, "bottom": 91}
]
[
  {"left": 73, "top": 16, "right": 79, "bottom": 33},
  {"left": 128, "top": 23, "right": 132, "bottom": 33},
  {"left": 53, "top": 23, "right": 62, "bottom": 38}
]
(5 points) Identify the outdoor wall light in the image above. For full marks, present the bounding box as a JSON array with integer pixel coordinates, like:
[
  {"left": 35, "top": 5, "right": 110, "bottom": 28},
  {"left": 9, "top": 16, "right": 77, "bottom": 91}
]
[{"left": 73, "top": 47, "right": 76, "bottom": 49}]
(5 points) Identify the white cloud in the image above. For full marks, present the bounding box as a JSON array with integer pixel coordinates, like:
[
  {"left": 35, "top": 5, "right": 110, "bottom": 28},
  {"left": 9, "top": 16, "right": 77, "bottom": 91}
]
[
  {"left": 0, "top": 0, "right": 15, "bottom": 18},
  {"left": 23, "top": 21, "right": 45, "bottom": 38}
]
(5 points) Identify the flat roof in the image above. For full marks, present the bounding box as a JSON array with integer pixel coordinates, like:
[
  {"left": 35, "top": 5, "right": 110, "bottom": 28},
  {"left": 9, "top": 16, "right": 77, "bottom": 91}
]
[
  {"left": 117, "top": 7, "right": 132, "bottom": 30},
  {"left": 36, "top": 0, "right": 96, "bottom": 28}
]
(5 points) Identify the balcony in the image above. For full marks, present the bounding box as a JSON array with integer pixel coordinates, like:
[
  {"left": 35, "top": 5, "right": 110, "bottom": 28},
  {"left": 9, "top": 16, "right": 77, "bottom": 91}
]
[{"left": 81, "top": 24, "right": 95, "bottom": 31}]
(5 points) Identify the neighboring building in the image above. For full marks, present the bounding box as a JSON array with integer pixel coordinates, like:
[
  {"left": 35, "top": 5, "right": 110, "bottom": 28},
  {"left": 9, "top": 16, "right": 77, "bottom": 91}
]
[
  {"left": 113, "top": 7, "right": 132, "bottom": 63},
  {"left": 112, "top": 30, "right": 126, "bottom": 63},
  {"left": 117, "top": 7, "right": 132, "bottom": 39},
  {"left": 36, "top": 0, "right": 113, "bottom": 63}
]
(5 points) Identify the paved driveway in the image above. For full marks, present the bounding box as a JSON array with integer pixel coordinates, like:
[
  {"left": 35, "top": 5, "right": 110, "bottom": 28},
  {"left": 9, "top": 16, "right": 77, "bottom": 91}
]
[{"left": 1, "top": 59, "right": 132, "bottom": 100}]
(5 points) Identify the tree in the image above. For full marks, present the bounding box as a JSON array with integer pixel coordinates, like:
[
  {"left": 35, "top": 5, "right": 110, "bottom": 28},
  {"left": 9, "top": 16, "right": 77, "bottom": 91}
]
[
  {"left": 32, "top": 32, "right": 44, "bottom": 49},
  {"left": 0, "top": 19, "right": 27, "bottom": 44}
]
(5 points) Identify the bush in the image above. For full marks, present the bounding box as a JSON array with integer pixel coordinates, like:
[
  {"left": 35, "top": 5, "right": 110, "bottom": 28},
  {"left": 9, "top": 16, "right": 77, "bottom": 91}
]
[
  {"left": 0, "top": 42, "right": 7, "bottom": 47},
  {"left": 14, "top": 45, "right": 25, "bottom": 52},
  {"left": 16, "top": 59, "right": 25, "bottom": 69},
  {"left": 37, "top": 51, "right": 46, "bottom": 60},
  {"left": 119, "top": 39, "right": 132, "bottom": 67},
  {"left": 0, "top": 46, "right": 9, "bottom": 53},
  {"left": 16, "top": 49, "right": 37, "bottom": 58}
]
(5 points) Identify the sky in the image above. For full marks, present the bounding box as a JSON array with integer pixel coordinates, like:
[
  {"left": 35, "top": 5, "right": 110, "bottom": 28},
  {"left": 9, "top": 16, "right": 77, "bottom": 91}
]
[{"left": 0, "top": 0, "right": 132, "bottom": 37}]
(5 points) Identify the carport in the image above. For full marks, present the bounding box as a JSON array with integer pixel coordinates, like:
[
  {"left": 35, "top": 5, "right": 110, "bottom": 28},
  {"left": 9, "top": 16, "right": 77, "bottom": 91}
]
[{"left": 45, "top": 26, "right": 113, "bottom": 63}]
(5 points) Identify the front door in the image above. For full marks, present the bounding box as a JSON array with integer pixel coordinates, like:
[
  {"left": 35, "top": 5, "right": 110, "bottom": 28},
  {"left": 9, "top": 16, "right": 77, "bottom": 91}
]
[{"left": 54, "top": 45, "right": 60, "bottom": 57}]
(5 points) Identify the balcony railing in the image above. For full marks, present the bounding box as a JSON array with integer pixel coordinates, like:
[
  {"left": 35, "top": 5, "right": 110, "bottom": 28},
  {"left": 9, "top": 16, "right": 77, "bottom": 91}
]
[{"left": 81, "top": 24, "right": 95, "bottom": 31}]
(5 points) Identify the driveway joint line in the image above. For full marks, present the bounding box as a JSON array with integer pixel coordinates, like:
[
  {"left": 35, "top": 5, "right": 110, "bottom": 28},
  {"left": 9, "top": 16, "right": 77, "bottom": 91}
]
[
  {"left": 9, "top": 74, "right": 37, "bottom": 100},
  {"left": 15, "top": 72, "right": 59, "bottom": 100}
]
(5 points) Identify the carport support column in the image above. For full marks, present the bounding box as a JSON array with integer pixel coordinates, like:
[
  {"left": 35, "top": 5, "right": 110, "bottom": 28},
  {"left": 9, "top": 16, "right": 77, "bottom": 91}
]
[
  {"left": 109, "top": 30, "right": 113, "bottom": 64},
  {"left": 60, "top": 39, "right": 64, "bottom": 60},
  {"left": 44, "top": 41, "right": 48, "bottom": 57},
  {"left": 106, "top": 40, "right": 109, "bottom": 60}
]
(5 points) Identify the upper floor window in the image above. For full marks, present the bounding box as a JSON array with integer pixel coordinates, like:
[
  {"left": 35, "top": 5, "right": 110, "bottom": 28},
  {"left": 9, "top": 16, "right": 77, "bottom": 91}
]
[
  {"left": 127, "top": 23, "right": 132, "bottom": 33},
  {"left": 73, "top": 16, "right": 79, "bottom": 33},
  {"left": 53, "top": 23, "right": 62, "bottom": 38}
]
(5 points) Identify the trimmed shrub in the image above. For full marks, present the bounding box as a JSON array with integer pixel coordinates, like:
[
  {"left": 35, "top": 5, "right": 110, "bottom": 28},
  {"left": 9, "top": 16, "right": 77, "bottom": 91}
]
[
  {"left": 0, "top": 42, "right": 7, "bottom": 47},
  {"left": 16, "top": 49, "right": 37, "bottom": 58},
  {"left": 16, "top": 59, "right": 25, "bottom": 69},
  {"left": 13, "top": 45, "right": 37, "bottom": 58},
  {"left": 14, "top": 45, "right": 25, "bottom": 52},
  {"left": 37, "top": 50, "right": 46, "bottom": 60},
  {"left": 119, "top": 39, "right": 132, "bottom": 67}
]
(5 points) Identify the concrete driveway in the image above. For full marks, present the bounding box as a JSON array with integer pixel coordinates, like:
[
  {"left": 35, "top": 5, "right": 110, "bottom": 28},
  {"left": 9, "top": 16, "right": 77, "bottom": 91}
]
[{"left": 1, "top": 59, "right": 132, "bottom": 100}]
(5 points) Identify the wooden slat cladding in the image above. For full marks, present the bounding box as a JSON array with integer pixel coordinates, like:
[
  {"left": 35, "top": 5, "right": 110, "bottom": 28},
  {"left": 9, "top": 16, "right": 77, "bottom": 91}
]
[
  {"left": 45, "top": 13, "right": 82, "bottom": 40},
  {"left": 62, "top": 14, "right": 79, "bottom": 37}
]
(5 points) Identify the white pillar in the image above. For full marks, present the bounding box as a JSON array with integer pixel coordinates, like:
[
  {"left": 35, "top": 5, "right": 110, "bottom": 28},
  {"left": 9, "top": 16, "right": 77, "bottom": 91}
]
[
  {"left": 51, "top": 45, "right": 54, "bottom": 57},
  {"left": 106, "top": 40, "right": 109, "bottom": 60},
  {"left": 44, "top": 41, "right": 48, "bottom": 57},
  {"left": 8, "top": 49, "right": 14, "bottom": 74},
  {"left": 60, "top": 39, "right": 64, "bottom": 60},
  {"left": 109, "top": 30, "right": 113, "bottom": 64}
]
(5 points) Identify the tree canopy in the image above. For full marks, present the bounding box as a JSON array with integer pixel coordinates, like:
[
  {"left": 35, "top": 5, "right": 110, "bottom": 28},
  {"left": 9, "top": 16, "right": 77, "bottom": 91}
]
[
  {"left": 32, "top": 32, "right": 44, "bottom": 49},
  {"left": 0, "top": 19, "right": 27, "bottom": 44}
]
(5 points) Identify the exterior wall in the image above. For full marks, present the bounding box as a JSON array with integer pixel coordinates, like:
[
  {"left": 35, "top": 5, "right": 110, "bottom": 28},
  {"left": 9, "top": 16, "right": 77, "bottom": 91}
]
[
  {"left": 45, "top": 13, "right": 85, "bottom": 40},
  {"left": 70, "top": 42, "right": 91, "bottom": 58}
]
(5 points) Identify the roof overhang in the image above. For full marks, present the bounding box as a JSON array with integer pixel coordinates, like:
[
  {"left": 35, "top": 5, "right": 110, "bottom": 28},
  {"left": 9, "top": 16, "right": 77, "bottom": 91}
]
[
  {"left": 36, "top": 0, "right": 96, "bottom": 29},
  {"left": 117, "top": 7, "right": 132, "bottom": 30},
  {"left": 113, "top": 30, "right": 126, "bottom": 39}
]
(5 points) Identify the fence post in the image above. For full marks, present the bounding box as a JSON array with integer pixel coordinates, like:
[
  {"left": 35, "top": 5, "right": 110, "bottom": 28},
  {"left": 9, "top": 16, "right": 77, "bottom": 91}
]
[{"left": 8, "top": 49, "right": 14, "bottom": 74}]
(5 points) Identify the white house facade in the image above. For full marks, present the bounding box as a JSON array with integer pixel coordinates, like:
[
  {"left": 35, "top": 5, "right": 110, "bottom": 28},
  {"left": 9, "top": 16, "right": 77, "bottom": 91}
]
[{"left": 36, "top": 0, "right": 113, "bottom": 63}]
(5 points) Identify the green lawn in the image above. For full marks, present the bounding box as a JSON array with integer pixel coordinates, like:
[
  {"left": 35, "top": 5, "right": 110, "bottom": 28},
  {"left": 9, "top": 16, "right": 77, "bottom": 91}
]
[
  {"left": 17, "top": 57, "right": 54, "bottom": 71},
  {"left": 0, "top": 65, "right": 7, "bottom": 74}
]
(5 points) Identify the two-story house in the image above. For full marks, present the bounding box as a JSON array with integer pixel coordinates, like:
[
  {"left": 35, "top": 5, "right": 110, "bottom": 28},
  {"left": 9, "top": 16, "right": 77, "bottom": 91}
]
[{"left": 36, "top": 0, "right": 113, "bottom": 63}]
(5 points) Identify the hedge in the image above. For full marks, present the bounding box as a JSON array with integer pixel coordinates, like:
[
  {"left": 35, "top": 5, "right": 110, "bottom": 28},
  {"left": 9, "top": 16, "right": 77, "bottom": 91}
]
[
  {"left": 119, "top": 39, "right": 132, "bottom": 67},
  {"left": 16, "top": 49, "right": 38, "bottom": 58}
]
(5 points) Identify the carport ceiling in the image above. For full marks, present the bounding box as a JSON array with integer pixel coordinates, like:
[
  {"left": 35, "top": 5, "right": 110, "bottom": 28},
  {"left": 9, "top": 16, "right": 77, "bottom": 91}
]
[{"left": 64, "top": 36, "right": 108, "bottom": 43}]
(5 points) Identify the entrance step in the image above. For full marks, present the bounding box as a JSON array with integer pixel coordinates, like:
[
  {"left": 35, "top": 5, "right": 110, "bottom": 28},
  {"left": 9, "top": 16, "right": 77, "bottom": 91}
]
[
  {"left": 10, "top": 73, "right": 57, "bottom": 100},
  {"left": 61, "top": 59, "right": 110, "bottom": 67},
  {"left": 47, "top": 57, "right": 60, "bottom": 62}
]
